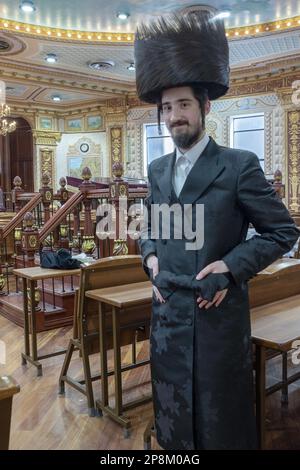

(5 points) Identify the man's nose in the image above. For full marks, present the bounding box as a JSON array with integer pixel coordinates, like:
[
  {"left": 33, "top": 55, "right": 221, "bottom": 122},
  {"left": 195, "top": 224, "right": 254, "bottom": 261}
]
[{"left": 169, "top": 106, "right": 181, "bottom": 122}]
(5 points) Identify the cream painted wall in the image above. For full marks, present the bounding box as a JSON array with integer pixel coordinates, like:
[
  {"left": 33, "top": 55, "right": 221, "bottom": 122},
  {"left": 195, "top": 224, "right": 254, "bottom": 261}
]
[
  {"left": 127, "top": 93, "right": 285, "bottom": 181},
  {"left": 55, "top": 131, "right": 108, "bottom": 186}
]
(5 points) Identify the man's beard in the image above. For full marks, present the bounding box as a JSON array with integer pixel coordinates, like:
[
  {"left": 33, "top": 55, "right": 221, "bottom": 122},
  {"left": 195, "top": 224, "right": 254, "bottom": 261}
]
[{"left": 171, "top": 123, "right": 203, "bottom": 150}]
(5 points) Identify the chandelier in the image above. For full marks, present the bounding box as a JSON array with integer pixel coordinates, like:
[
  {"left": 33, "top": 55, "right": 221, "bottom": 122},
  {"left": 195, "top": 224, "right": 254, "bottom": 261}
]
[{"left": 0, "top": 103, "right": 16, "bottom": 136}]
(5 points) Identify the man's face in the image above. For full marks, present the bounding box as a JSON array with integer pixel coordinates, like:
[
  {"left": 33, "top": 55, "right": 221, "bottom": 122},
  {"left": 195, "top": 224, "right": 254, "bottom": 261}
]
[{"left": 161, "top": 86, "right": 209, "bottom": 150}]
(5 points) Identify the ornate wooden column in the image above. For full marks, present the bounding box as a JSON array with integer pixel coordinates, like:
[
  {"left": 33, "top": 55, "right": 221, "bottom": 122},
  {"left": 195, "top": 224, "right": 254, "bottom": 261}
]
[
  {"left": 287, "top": 110, "right": 300, "bottom": 214},
  {"left": 11, "top": 176, "right": 23, "bottom": 212},
  {"left": 56, "top": 177, "right": 69, "bottom": 249},
  {"left": 39, "top": 172, "right": 53, "bottom": 224},
  {"left": 105, "top": 98, "right": 127, "bottom": 176},
  {"left": 79, "top": 167, "right": 96, "bottom": 254},
  {"left": 21, "top": 212, "right": 39, "bottom": 267},
  {"left": 109, "top": 162, "right": 129, "bottom": 256},
  {"left": 33, "top": 131, "right": 61, "bottom": 191}
]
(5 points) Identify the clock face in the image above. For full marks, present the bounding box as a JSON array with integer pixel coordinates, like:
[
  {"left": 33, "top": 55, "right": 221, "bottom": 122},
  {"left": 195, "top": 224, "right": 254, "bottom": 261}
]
[{"left": 80, "top": 143, "right": 89, "bottom": 153}]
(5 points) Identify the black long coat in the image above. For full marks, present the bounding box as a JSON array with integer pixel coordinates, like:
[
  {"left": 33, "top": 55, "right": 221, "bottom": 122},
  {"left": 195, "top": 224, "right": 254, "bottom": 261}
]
[{"left": 140, "top": 138, "right": 299, "bottom": 450}]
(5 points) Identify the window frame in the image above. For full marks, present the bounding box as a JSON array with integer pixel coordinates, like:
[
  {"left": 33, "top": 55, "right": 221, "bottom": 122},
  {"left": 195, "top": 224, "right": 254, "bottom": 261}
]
[{"left": 230, "top": 112, "right": 265, "bottom": 169}]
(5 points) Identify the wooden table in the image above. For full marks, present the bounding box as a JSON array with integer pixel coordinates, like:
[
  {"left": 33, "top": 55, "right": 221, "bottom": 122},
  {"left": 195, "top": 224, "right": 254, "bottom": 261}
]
[
  {"left": 251, "top": 293, "right": 300, "bottom": 449},
  {"left": 85, "top": 280, "right": 152, "bottom": 435},
  {"left": 13, "top": 266, "right": 80, "bottom": 376}
]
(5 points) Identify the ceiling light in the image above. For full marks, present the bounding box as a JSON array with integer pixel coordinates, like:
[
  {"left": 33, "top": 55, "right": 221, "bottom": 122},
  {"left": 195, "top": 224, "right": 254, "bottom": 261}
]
[
  {"left": 20, "top": 1, "right": 36, "bottom": 13},
  {"left": 45, "top": 53, "right": 57, "bottom": 63},
  {"left": 51, "top": 95, "right": 61, "bottom": 102},
  {"left": 117, "top": 12, "right": 130, "bottom": 20},
  {"left": 89, "top": 61, "right": 115, "bottom": 71},
  {"left": 127, "top": 63, "right": 135, "bottom": 71}
]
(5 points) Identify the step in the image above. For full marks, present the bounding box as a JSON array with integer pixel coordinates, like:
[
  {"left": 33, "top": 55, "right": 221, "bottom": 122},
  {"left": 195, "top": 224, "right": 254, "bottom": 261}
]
[{"left": 0, "top": 292, "right": 73, "bottom": 332}]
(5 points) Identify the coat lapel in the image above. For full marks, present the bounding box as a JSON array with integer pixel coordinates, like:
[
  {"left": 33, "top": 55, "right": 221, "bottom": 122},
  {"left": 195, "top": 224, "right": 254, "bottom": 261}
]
[
  {"left": 152, "top": 150, "right": 176, "bottom": 203},
  {"left": 179, "top": 138, "right": 225, "bottom": 205}
]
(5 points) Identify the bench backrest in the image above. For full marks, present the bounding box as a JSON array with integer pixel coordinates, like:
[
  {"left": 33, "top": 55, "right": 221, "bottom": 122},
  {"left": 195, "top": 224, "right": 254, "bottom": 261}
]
[
  {"left": 249, "top": 258, "right": 300, "bottom": 308},
  {"left": 76, "top": 255, "right": 151, "bottom": 353}
]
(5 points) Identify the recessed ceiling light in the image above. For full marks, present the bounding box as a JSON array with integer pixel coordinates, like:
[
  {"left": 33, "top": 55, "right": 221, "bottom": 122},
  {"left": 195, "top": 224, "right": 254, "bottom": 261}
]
[
  {"left": 51, "top": 95, "right": 61, "bottom": 102},
  {"left": 117, "top": 12, "right": 130, "bottom": 20},
  {"left": 127, "top": 63, "right": 135, "bottom": 71},
  {"left": 89, "top": 60, "right": 115, "bottom": 70},
  {"left": 45, "top": 53, "right": 57, "bottom": 63},
  {"left": 20, "top": 1, "right": 36, "bottom": 13}
]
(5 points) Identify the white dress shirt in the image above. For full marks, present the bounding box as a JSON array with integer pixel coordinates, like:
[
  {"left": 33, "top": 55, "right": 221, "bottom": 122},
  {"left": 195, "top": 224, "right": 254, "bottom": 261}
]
[{"left": 173, "top": 133, "right": 210, "bottom": 197}]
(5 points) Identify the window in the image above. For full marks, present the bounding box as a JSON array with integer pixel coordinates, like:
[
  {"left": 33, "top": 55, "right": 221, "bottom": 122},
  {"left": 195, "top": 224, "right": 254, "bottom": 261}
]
[
  {"left": 230, "top": 113, "right": 265, "bottom": 171},
  {"left": 143, "top": 123, "right": 174, "bottom": 176}
]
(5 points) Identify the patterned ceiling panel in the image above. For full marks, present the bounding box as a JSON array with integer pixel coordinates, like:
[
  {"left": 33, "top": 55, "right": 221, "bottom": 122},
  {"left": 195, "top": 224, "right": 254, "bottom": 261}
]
[
  {"left": 230, "top": 30, "right": 300, "bottom": 64},
  {"left": 35, "top": 88, "right": 97, "bottom": 103},
  {"left": 7, "top": 29, "right": 300, "bottom": 78}
]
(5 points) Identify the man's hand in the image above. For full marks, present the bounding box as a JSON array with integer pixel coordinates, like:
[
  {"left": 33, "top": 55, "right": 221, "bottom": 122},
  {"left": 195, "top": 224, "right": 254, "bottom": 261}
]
[
  {"left": 146, "top": 254, "right": 159, "bottom": 278},
  {"left": 146, "top": 255, "right": 165, "bottom": 303},
  {"left": 196, "top": 260, "right": 229, "bottom": 310}
]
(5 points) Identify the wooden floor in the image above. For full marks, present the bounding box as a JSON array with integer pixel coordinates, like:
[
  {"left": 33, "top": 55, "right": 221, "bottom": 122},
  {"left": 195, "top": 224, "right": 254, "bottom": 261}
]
[{"left": 1, "top": 314, "right": 300, "bottom": 450}]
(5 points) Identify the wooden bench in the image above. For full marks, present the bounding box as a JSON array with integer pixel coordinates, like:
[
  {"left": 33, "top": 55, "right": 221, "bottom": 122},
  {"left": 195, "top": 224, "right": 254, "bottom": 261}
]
[
  {"left": 85, "top": 280, "right": 153, "bottom": 434},
  {"left": 0, "top": 375, "right": 20, "bottom": 450},
  {"left": 58, "top": 255, "right": 152, "bottom": 428},
  {"left": 250, "top": 258, "right": 300, "bottom": 449}
]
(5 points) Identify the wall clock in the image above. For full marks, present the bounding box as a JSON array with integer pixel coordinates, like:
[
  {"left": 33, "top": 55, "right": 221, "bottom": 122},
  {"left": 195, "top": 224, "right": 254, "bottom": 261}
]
[{"left": 80, "top": 143, "right": 89, "bottom": 153}]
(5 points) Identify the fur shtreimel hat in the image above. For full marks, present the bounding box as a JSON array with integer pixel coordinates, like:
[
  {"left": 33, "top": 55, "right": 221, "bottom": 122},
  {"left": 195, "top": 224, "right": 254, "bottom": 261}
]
[{"left": 134, "top": 11, "right": 230, "bottom": 103}]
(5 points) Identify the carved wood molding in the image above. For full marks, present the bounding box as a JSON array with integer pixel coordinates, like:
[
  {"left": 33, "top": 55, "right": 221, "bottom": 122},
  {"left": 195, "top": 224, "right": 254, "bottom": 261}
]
[
  {"left": 33, "top": 131, "right": 61, "bottom": 146},
  {"left": 109, "top": 126, "right": 124, "bottom": 175},
  {"left": 40, "top": 149, "right": 55, "bottom": 187},
  {"left": 287, "top": 110, "right": 300, "bottom": 213}
]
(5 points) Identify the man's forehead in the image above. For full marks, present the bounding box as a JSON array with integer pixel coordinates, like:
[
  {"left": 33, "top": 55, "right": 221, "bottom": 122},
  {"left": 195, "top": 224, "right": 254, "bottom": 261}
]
[{"left": 161, "top": 86, "right": 195, "bottom": 103}]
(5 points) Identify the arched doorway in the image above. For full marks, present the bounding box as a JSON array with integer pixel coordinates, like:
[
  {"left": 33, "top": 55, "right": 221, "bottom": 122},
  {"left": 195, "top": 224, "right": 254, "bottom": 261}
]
[
  {"left": 0, "top": 117, "right": 34, "bottom": 193},
  {"left": 9, "top": 117, "right": 34, "bottom": 192}
]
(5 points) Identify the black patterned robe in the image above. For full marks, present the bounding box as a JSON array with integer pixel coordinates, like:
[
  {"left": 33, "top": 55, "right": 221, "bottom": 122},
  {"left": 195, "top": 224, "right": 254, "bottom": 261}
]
[{"left": 140, "top": 138, "right": 299, "bottom": 450}]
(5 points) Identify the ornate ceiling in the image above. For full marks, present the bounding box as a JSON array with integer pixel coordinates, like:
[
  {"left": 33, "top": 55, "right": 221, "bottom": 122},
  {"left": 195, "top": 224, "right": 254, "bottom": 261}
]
[{"left": 0, "top": 0, "right": 299, "bottom": 109}]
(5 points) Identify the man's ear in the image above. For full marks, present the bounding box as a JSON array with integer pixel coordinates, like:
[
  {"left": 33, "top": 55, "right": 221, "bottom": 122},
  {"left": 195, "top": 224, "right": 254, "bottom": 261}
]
[{"left": 205, "top": 99, "right": 211, "bottom": 115}]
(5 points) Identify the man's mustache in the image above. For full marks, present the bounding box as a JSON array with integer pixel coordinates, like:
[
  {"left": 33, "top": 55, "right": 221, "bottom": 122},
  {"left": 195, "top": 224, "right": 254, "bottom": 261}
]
[{"left": 170, "top": 121, "right": 189, "bottom": 128}]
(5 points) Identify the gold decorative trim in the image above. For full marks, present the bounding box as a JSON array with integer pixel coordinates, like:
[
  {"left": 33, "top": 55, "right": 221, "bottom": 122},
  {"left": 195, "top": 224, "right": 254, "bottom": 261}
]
[
  {"left": 1, "top": 15, "right": 300, "bottom": 42},
  {"left": 226, "top": 16, "right": 300, "bottom": 38},
  {"left": 110, "top": 127, "right": 123, "bottom": 174},
  {"left": 0, "top": 18, "right": 134, "bottom": 43},
  {"left": 33, "top": 131, "right": 61, "bottom": 146},
  {"left": 40, "top": 149, "right": 54, "bottom": 187},
  {"left": 287, "top": 111, "right": 300, "bottom": 213}
]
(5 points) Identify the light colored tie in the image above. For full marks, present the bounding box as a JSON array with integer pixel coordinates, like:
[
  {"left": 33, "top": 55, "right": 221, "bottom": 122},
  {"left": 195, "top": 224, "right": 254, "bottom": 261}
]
[{"left": 173, "top": 155, "right": 191, "bottom": 197}]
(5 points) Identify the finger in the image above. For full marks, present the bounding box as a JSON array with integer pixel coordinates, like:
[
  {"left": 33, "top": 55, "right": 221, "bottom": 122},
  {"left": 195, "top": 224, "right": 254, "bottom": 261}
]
[
  {"left": 196, "top": 296, "right": 203, "bottom": 303},
  {"left": 152, "top": 263, "right": 159, "bottom": 279},
  {"left": 153, "top": 286, "right": 165, "bottom": 303},
  {"left": 196, "top": 262, "right": 216, "bottom": 280},
  {"left": 205, "top": 301, "right": 214, "bottom": 310},
  {"left": 198, "top": 299, "right": 208, "bottom": 309},
  {"left": 215, "top": 290, "right": 228, "bottom": 307}
]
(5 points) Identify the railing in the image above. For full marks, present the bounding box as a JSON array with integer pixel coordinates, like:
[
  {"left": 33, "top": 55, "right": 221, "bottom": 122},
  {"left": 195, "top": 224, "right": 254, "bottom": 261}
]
[
  {"left": 0, "top": 165, "right": 147, "bottom": 300},
  {"left": 0, "top": 163, "right": 290, "bottom": 326}
]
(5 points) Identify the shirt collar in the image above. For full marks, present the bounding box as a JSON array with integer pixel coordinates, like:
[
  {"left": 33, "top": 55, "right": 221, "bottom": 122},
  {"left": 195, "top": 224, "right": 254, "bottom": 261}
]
[{"left": 175, "top": 133, "right": 210, "bottom": 166}]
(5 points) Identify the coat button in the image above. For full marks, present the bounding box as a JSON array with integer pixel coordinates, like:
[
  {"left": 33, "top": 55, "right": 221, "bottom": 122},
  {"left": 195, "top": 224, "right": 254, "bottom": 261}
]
[{"left": 185, "top": 318, "right": 193, "bottom": 326}]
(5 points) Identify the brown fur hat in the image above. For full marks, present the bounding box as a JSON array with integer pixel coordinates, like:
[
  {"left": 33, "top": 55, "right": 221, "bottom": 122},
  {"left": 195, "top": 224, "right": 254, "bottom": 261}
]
[{"left": 134, "top": 11, "right": 230, "bottom": 103}]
